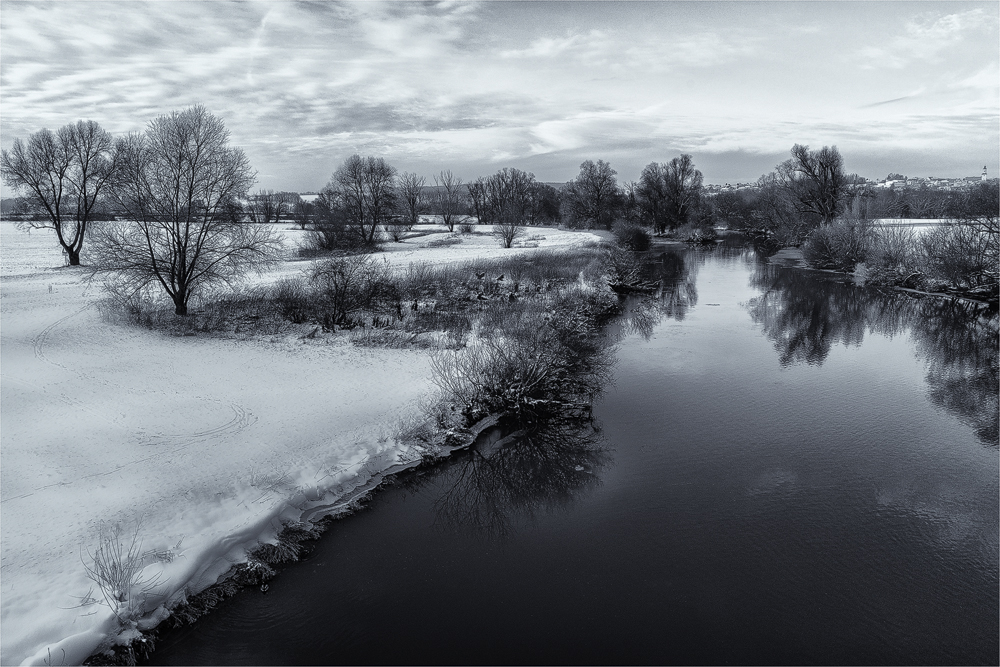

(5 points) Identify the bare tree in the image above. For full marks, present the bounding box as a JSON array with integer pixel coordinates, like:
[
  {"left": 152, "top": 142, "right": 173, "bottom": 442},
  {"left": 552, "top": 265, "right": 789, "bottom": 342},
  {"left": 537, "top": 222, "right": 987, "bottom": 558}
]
[
  {"left": 528, "top": 182, "right": 562, "bottom": 225},
  {"left": 434, "top": 169, "right": 466, "bottom": 232},
  {"left": 636, "top": 162, "right": 669, "bottom": 233},
  {"left": 291, "top": 198, "right": 314, "bottom": 230},
  {"left": 91, "top": 105, "right": 282, "bottom": 316},
  {"left": 752, "top": 171, "right": 808, "bottom": 243},
  {"left": 467, "top": 177, "right": 487, "bottom": 225},
  {"left": 777, "top": 144, "right": 846, "bottom": 226},
  {"left": 326, "top": 155, "right": 398, "bottom": 244},
  {"left": 397, "top": 171, "right": 426, "bottom": 229},
  {"left": 245, "top": 189, "right": 297, "bottom": 225},
  {"left": 1, "top": 120, "right": 117, "bottom": 265},
  {"left": 663, "top": 154, "right": 704, "bottom": 230},
  {"left": 562, "top": 159, "right": 622, "bottom": 230},
  {"left": 478, "top": 168, "right": 535, "bottom": 247},
  {"left": 635, "top": 156, "right": 703, "bottom": 232}
]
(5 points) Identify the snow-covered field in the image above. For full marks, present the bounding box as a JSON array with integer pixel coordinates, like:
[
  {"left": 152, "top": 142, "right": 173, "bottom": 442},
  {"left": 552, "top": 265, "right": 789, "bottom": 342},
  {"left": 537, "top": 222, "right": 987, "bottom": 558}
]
[{"left": 0, "top": 221, "right": 601, "bottom": 665}]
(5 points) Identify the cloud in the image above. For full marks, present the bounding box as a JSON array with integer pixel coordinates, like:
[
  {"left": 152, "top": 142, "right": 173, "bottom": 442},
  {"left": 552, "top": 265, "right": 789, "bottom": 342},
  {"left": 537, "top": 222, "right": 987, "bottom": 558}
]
[
  {"left": 501, "top": 26, "right": 756, "bottom": 70},
  {"left": 501, "top": 30, "right": 610, "bottom": 59},
  {"left": 859, "top": 8, "right": 996, "bottom": 68},
  {"left": 1, "top": 1, "right": 996, "bottom": 193}
]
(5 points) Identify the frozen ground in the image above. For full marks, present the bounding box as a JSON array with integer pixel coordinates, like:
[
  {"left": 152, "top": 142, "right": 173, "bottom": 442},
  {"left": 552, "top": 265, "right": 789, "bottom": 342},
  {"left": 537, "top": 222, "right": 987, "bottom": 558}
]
[{"left": 0, "top": 221, "right": 600, "bottom": 665}]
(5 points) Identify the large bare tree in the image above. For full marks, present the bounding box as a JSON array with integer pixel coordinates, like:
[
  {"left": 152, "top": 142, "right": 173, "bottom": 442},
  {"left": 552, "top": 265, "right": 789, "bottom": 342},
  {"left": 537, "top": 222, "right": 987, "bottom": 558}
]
[
  {"left": 479, "top": 168, "right": 535, "bottom": 247},
  {"left": 636, "top": 162, "right": 669, "bottom": 233},
  {"left": 562, "top": 159, "right": 621, "bottom": 230},
  {"left": 1, "top": 120, "right": 117, "bottom": 265},
  {"left": 777, "top": 144, "right": 846, "bottom": 226},
  {"left": 397, "top": 171, "right": 426, "bottom": 229},
  {"left": 90, "top": 105, "right": 281, "bottom": 315},
  {"left": 324, "top": 155, "right": 398, "bottom": 244},
  {"left": 663, "top": 154, "right": 704, "bottom": 230},
  {"left": 636, "top": 155, "right": 703, "bottom": 232},
  {"left": 434, "top": 169, "right": 466, "bottom": 232}
]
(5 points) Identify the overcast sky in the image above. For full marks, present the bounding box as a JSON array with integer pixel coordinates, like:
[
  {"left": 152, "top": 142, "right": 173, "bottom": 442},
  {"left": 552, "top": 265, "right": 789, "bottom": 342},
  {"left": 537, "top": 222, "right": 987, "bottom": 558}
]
[{"left": 1, "top": 1, "right": 997, "bottom": 192}]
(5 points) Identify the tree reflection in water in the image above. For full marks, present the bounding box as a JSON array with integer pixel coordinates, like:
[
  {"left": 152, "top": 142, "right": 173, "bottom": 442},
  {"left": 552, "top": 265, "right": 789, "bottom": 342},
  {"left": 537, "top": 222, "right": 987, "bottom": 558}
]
[
  {"left": 748, "top": 263, "right": 998, "bottom": 446},
  {"left": 432, "top": 418, "right": 610, "bottom": 539}
]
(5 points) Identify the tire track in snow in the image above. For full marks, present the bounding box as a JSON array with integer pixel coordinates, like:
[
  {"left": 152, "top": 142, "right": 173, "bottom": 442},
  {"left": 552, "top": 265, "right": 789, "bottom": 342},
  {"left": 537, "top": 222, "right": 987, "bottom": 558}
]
[
  {"left": 0, "top": 403, "right": 258, "bottom": 504},
  {"left": 31, "top": 305, "right": 89, "bottom": 368},
  {"left": 11, "top": 306, "right": 260, "bottom": 501}
]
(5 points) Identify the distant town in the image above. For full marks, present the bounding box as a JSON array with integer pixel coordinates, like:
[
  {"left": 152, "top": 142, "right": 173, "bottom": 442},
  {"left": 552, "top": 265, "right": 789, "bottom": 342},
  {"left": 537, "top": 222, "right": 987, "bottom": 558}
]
[{"left": 705, "top": 166, "right": 993, "bottom": 194}]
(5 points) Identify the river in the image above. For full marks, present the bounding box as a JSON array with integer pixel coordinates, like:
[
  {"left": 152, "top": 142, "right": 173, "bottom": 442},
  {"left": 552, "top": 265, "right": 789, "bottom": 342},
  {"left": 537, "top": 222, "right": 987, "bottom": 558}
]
[{"left": 147, "top": 238, "right": 998, "bottom": 665}]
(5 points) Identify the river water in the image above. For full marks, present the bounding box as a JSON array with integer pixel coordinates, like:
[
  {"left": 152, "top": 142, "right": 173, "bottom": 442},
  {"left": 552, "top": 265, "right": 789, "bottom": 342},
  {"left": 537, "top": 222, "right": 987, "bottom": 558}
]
[{"left": 148, "top": 239, "right": 998, "bottom": 665}]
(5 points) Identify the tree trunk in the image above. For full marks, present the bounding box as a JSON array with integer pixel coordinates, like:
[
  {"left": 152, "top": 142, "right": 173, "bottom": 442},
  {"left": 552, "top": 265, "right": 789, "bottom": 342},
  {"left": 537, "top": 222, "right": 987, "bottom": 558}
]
[
  {"left": 66, "top": 248, "right": 81, "bottom": 266},
  {"left": 174, "top": 298, "right": 188, "bottom": 316}
]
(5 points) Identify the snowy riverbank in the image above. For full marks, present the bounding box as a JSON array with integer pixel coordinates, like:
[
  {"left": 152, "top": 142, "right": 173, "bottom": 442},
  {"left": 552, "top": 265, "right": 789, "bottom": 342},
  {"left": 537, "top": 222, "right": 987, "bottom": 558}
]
[{"left": 0, "top": 221, "right": 601, "bottom": 665}]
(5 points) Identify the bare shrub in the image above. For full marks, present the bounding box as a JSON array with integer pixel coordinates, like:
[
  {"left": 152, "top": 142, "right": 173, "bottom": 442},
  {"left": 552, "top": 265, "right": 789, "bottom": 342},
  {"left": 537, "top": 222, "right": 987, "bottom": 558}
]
[
  {"left": 458, "top": 221, "right": 476, "bottom": 234},
  {"left": 95, "top": 279, "right": 165, "bottom": 327},
  {"left": 863, "top": 223, "right": 922, "bottom": 287},
  {"left": 303, "top": 220, "right": 379, "bottom": 256},
  {"left": 272, "top": 278, "right": 311, "bottom": 323},
  {"left": 82, "top": 521, "right": 160, "bottom": 624},
  {"left": 383, "top": 219, "right": 408, "bottom": 242},
  {"left": 612, "top": 221, "right": 651, "bottom": 250},
  {"left": 921, "top": 222, "right": 998, "bottom": 289},
  {"left": 309, "top": 253, "right": 395, "bottom": 330},
  {"left": 604, "top": 244, "right": 642, "bottom": 284},
  {"left": 431, "top": 285, "right": 616, "bottom": 422},
  {"left": 431, "top": 327, "right": 557, "bottom": 421},
  {"left": 675, "top": 221, "right": 718, "bottom": 244},
  {"left": 802, "top": 217, "right": 874, "bottom": 271},
  {"left": 424, "top": 235, "right": 462, "bottom": 248},
  {"left": 492, "top": 204, "right": 524, "bottom": 248}
]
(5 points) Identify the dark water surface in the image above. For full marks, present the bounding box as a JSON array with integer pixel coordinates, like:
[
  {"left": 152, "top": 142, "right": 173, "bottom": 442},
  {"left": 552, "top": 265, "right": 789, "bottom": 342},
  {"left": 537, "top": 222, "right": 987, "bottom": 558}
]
[{"left": 148, "top": 241, "right": 998, "bottom": 665}]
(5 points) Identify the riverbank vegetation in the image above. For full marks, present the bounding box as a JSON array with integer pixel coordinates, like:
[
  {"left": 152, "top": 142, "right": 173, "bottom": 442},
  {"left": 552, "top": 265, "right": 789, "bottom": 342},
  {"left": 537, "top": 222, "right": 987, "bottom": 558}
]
[{"left": 799, "top": 182, "right": 998, "bottom": 300}]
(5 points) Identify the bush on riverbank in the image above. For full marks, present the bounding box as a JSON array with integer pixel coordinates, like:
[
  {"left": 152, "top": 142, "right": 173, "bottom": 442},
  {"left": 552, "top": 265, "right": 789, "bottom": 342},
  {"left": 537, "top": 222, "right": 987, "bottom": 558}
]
[
  {"left": 802, "top": 217, "right": 874, "bottom": 272},
  {"left": 97, "top": 244, "right": 617, "bottom": 341},
  {"left": 802, "top": 210, "right": 998, "bottom": 299},
  {"left": 430, "top": 284, "right": 618, "bottom": 423},
  {"left": 612, "top": 221, "right": 651, "bottom": 250}
]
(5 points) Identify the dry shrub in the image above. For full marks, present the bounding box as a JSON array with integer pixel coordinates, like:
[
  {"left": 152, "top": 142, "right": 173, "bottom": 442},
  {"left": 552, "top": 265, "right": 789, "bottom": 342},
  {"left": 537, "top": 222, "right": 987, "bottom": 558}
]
[
  {"left": 431, "top": 285, "right": 616, "bottom": 423},
  {"left": 604, "top": 244, "right": 642, "bottom": 284},
  {"left": 863, "top": 223, "right": 923, "bottom": 287},
  {"left": 803, "top": 218, "right": 875, "bottom": 271},
  {"left": 613, "top": 221, "right": 651, "bottom": 251},
  {"left": 921, "top": 222, "right": 999, "bottom": 289},
  {"left": 309, "top": 253, "right": 396, "bottom": 330},
  {"left": 82, "top": 521, "right": 160, "bottom": 625}
]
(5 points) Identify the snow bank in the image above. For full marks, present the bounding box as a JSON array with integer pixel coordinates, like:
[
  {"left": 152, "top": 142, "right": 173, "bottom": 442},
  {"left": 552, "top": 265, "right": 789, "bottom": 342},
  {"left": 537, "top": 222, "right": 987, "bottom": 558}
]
[{"left": 0, "top": 221, "right": 601, "bottom": 665}]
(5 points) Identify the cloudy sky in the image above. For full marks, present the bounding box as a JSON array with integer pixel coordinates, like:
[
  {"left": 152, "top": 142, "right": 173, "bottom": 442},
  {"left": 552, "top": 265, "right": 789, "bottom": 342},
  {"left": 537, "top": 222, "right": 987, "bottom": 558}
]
[{"left": 1, "top": 1, "right": 997, "bottom": 192}]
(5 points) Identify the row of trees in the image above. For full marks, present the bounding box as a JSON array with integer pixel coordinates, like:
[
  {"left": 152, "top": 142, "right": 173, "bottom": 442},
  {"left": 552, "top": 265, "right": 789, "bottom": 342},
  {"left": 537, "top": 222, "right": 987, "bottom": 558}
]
[
  {"left": 0, "top": 111, "right": 850, "bottom": 266},
  {"left": 4, "top": 105, "right": 994, "bottom": 312},
  {"left": 305, "top": 152, "right": 714, "bottom": 252}
]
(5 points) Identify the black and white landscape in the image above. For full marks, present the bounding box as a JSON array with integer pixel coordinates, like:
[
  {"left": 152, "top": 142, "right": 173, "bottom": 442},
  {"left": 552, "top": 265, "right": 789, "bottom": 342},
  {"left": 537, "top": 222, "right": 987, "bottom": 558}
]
[{"left": 1, "top": 2, "right": 997, "bottom": 665}]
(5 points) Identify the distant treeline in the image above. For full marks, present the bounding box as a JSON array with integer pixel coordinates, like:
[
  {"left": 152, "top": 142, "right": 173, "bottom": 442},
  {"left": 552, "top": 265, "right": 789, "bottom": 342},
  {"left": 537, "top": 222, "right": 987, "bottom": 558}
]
[
  {"left": 2, "top": 109, "right": 996, "bottom": 307},
  {"left": 3, "top": 135, "right": 993, "bottom": 248}
]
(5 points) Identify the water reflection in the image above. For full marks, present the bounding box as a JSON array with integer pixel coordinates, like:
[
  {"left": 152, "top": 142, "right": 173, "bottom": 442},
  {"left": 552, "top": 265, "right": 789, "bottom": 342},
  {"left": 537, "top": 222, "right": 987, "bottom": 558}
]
[
  {"left": 747, "top": 263, "right": 999, "bottom": 446},
  {"left": 631, "top": 242, "right": 761, "bottom": 334},
  {"left": 431, "top": 419, "right": 609, "bottom": 539},
  {"left": 640, "top": 249, "right": 699, "bottom": 321}
]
